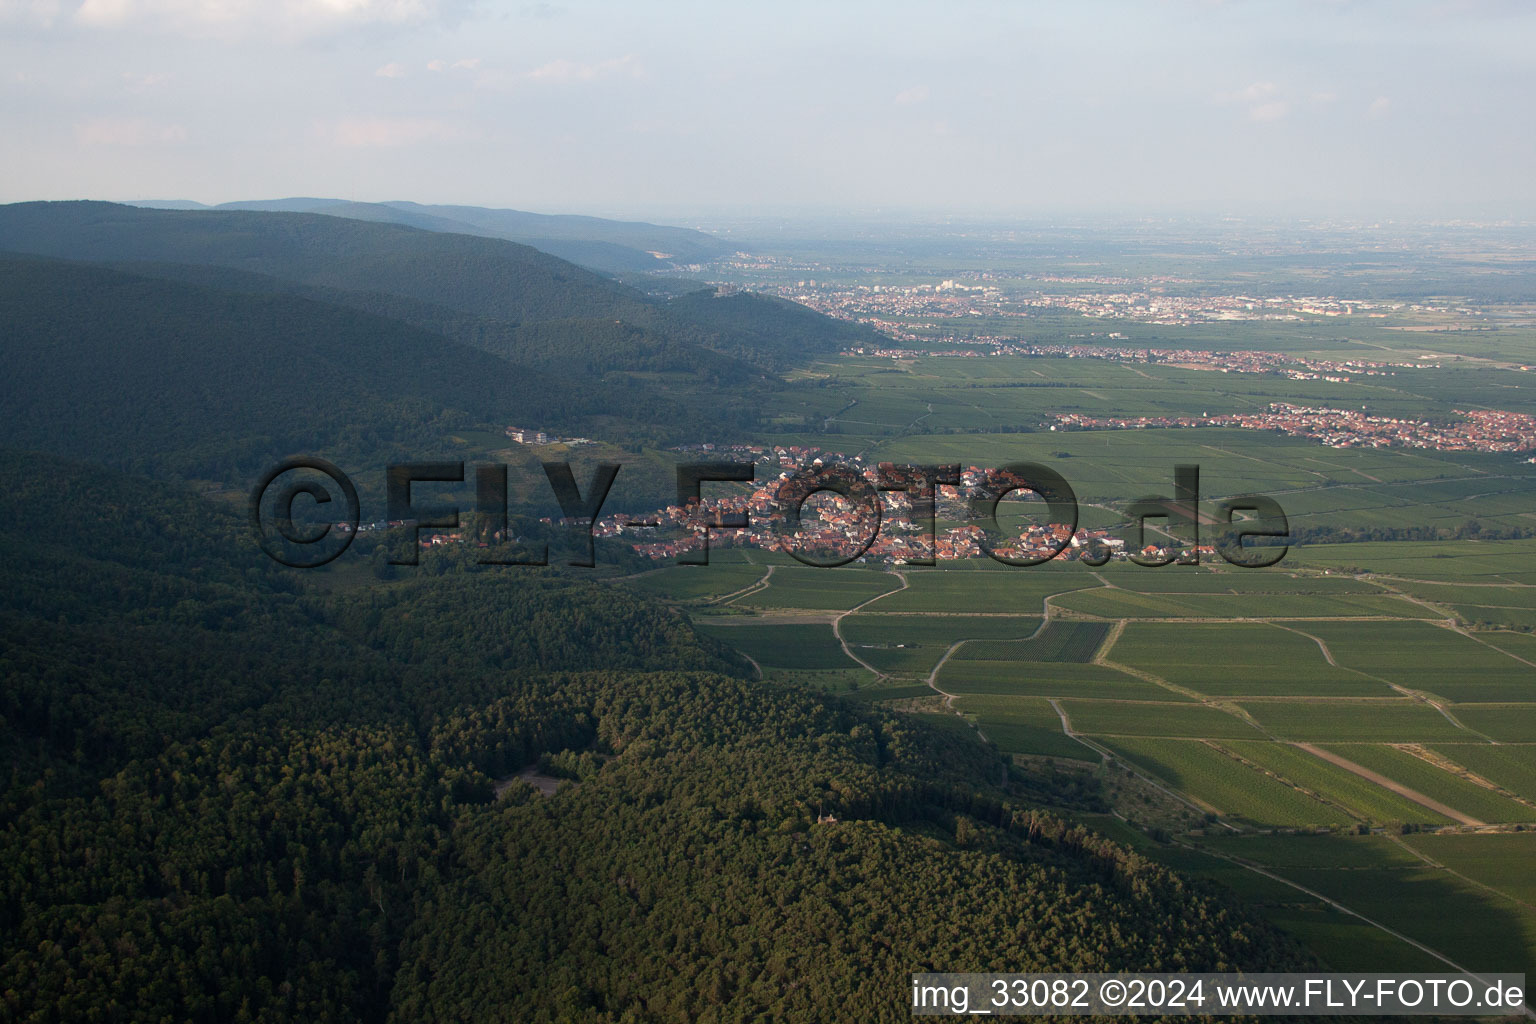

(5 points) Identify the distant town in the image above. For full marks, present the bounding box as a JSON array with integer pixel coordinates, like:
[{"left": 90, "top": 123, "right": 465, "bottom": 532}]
[{"left": 1051, "top": 404, "right": 1536, "bottom": 455}]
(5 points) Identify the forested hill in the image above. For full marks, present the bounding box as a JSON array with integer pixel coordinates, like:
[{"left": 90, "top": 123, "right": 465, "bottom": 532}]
[
  {"left": 0, "top": 256, "right": 554, "bottom": 480},
  {"left": 665, "top": 287, "right": 888, "bottom": 365},
  {"left": 0, "top": 201, "right": 874, "bottom": 373},
  {"left": 134, "top": 197, "right": 728, "bottom": 273},
  {"left": 0, "top": 254, "right": 774, "bottom": 483},
  {"left": 0, "top": 451, "right": 1309, "bottom": 1021},
  {"left": 0, "top": 200, "right": 654, "bottom": 325}
]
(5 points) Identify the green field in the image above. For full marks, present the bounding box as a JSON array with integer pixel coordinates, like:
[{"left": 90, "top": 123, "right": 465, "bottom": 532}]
[
  {"left": 1062, "top": 700, "right": 1263, "bottom": 739},
  {"left": 1277, "top": 864, "right": 1536, "bottom": 975},
  {"left": 953, "top": 621, "right": 1111, "bottom": 663},
  {"left": 1292, "top": 540, "right": 1536, "bottom": 582},
  {"left": 1297, "top": 620, "right": 1536, "bottom": 703},
  {"left": 1053, "top": 588, "right": 1435, "bottom": 620},
  {"left": 1449, "top": 704, "right": 1536, "bottom": 743},
  {"left": 860, "top": 567, "right": 1091, "bottom": 615},
  {"left": 622, "top": 563, "right": 770, "bottom": 603},
  {"left": 1098, "top": 738, "right": 1355, "bottom": 826},
  {"left": 1222, "top": 741, "right": 1452, "bottom": 824},
  {"left": 1107, "top": 622, "right": 1394, "bottom": 696},
  {"left": 839, "top": 614, "right": 1039, "bottom": 675},
  {"left": 1182, "top": 832, "right": 1535, "bottom": 973},
  {"left": 1388, "top": 579, "right": 1536, "bottom": 610},
  {"left": 1088, "top": 569, "right": 1380, "bottom": 595},
  {"left": 732, "top": 566, "right": 903, "bottom": 610},
  {"left": 1429, "top": 743, "right": 1536, "bottom": 804},
  {"left": 1322, "top": 744, "right": 1535, "bottom": 824},
  {"left": 949, "top": 695, "right": 1096, "bottom": 760},
  {"left": 1485, "top": 631, "right": 1536, "bottom": 662},
  {"left": 938, "top": 660, "right": 1187, "bottom": 701},
  {"left": 1403, "top": 832, "right": 1536, "bottom": 907},
  {"left": 1238, "top": 701, "right": 1475, "bottom": 742}
]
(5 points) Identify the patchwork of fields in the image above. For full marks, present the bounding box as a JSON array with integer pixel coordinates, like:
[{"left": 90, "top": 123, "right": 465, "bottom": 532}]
[
  {"left": 619, "top": 343, "right": 1536, "bottom": 979},
  {"left": 635, "top": 558, "right": 1536, "bottom": 836}
]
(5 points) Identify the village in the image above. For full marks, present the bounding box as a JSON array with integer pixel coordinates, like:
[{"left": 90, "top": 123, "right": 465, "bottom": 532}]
[
  {"left": 587, "top": 442, "right": 1179, "bottom": 565},
  {"left": 842, "top": 336, "right": 1418, "bottom": 381},
  {"left": 1051, "top": 404, "right": 1536, "bottom": 455}
]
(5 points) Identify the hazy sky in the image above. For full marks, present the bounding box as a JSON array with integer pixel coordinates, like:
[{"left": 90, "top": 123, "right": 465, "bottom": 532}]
[{"left": 1, "top": 0, "right": 1532, "bottom": 219}]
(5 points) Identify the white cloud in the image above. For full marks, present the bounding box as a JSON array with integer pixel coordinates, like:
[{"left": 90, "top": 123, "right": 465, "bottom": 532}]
[
  {"left": 325, "top": 116, "right": 459, "bottom": 147},
  {"left": 62, "top": 0, "right": 469, "bottom": 37},
  {"left": 893, "top": 84, "right": 929, "bottom": 106},
  {"left": 525, "top": 54, "right": 642, "bottom": 83},
  {"left": 1368, "top": 95, "right": 1392, "bottom": 117},
  {"left": 375, "top": 62, "right": 406, "bottom": 78},
  {"left": 1218, "top": 81, "right": 1293, "bottom": 123},
  {"left": 121, "top": 69, "right": 170, "bottom": 89},
  {"left": 1247, "top": 100, "right": 1290, "bottom": 122},
  {"left": 74, "top": 117, "right": 185, "bottom": 145}
]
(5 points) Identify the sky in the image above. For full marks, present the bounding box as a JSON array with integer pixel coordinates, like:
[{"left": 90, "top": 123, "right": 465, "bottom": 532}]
[{"left": 1, "top": 0, "right": 1533, "bottom": 221}]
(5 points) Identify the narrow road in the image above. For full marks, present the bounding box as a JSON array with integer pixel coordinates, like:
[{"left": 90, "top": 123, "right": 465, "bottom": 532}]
[
  {"left": 716, "top": 564, "right": 775, "bottom": 606},
  {"left": 831, "top": 569, "right": 909, "bottom": 677}
]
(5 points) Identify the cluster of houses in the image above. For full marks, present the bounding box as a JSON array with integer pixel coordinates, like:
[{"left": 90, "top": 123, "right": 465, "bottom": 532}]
[
  {"left": 765, "top": 269, "right": 1472, "bottom": 334},
  {"left": 843, "top": 336, "right": 1413, "bottom": 381},
  {"left": 1052, "top": 404, "right": 1536, "bottom": 455},
  {"left": 594, "top": 448, "right": 1170, "bottom": 564}
]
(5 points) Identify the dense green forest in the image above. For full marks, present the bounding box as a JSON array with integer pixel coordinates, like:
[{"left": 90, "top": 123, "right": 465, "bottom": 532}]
[
  {"left": 166, "top": 198, "right": 729, "bottom": 273},
  {"left": 0, "top": 203, "right": 865, "bottom": 374},
  {"left": 0, "top": 204, "right": 878, "bottom": 488},
  {"left": 0, "top": 452, "right": 1306, "bottom": 1021}
]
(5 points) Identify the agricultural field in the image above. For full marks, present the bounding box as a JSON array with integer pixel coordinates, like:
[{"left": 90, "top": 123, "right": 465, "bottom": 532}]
[
  {"left": 843, "top": 680, "right": 936, "bottom": 703},
  {"left": 1402, "top": 832, "right": 1536, "bottom": 908},
  {"left": 730, "top": 565, "right": 903, "bottom": 610},
  {"left": 1321, "top": 744, "right": 1535, "bottom": 824},
  {"left": 860, "top": 566, "right": 1092, "bottom": 615},
  {"left": 1060, "top": 700, "right": 1263, "bottom": 739},
  {"left": 1429, "top": 743, "right": 1536, "bottom": 804},
  {"left": 1450, "top": 704, "right": 1536, "bottom": 743},
  {"left": 1237, "top": 701, "right": 1475, "bottom": 743},
  {"left": 1105, "top": 622, "right": 1395, "bottom": 697},
  {"left": 1287, "top": 620, "right": 1536, "bottom": 702},
  {"left": 1096, "top": 738, "right": 1355, "bottom": 826},
  {"left": 937, "top": 660, "right": 1187, "bottom": 701},
  {"left": 621, "top": 563, "right": 771, "bottom": 604},
  {"left": 1222, "top": 741, "right": 1452, "bottom": 825},
  {"left": 949, "top": 695, "right": 1096, "bottom": 761},
  {"left": 1291, "top": 540, "right": 1536, "bottom": 582},
  {"left": 1484, "top": 631, "right": 1536, "bottom": 662},
  {"left": 1052, "top": 588, "right": 1435, "bottom": 620},
  {"left": 838, "top": 614, "right": 1039, "bottom": 676},
  {"left": 953, "top": 621, "right": 1111, "bottom": 663},
  {"left": 1384, "top": 579, "right": 1536, "bottom": 611},
  {"left": 1273, "top": 864, "right": 1536, "bottom": 976},
  {"left": 1086, "top": 567, "right": 1380, "bottom": 595},
  {"left": 1186, "top": 833, "right": 1536, "bottom": 974}
]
